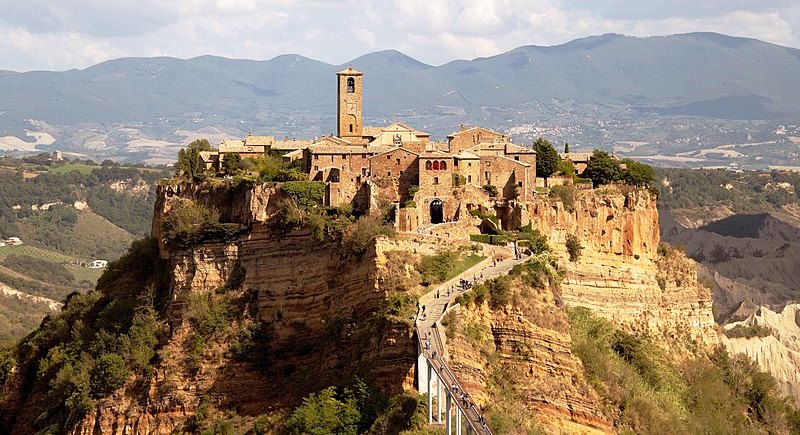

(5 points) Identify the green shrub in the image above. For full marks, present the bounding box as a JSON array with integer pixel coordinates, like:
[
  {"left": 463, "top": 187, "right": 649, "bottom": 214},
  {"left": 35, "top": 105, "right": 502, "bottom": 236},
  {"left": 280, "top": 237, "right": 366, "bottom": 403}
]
[
  {"left": 280, "top": 181, "right": 325, "bottom": 209},
  {"left": 724, "top": 324, "right": 773, "bottom": 339},
  {"left": 470, "top": 234, "right": 490, "bottom": 244},
  {"left": 90, "top": 353, "right": 129, "bottom": 397},
  {"left": 452, "top": 173, "right": 467, "bottom": 186},
  {"left": 565, "top": 234, "right": 582, "bottom": 262},
  {"left": 487, "top": 276, "right": 512, "bottom": 310},
  {"left": 515, "top": 225, "right": 549, "bottom": 254},
  {"left": 417, "top": 251, "right": 458, "bottom": 284},
  {"left": 482, "top": 184, "right": 499, "bottom": 197},
  {"left": 549, "top": 185, "right": 576, "bottom": 212},
  {"left": 340, "top": 214, "right": 395, "bottom": 255}
]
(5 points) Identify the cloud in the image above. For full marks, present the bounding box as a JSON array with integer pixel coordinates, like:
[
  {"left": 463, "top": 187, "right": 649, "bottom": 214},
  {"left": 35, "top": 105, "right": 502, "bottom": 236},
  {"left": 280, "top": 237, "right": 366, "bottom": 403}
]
[{"left": 0, "top": 0, "right": 798, "bottom": 71}]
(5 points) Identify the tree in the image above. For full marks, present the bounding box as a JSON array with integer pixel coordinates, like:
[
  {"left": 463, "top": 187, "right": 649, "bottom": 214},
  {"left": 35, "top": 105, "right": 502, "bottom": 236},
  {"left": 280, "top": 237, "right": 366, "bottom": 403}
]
[
  {"left": 532, "top": 137, "right": 560, "bottom": 179},
  {"left": 222, "top": 153, "right": 243, "bottom": 174},
  {"left": 175, "top": 139, "right": 211, "bottom": 179},
  {"left": 564, "top": 142, "right": 570, "bottom": 153},
  {"left": 621, "top": 158, "right": 655, "bottom": 187},
  {"left": 584, "top": 149, "right": 622, "bottom": 187}
]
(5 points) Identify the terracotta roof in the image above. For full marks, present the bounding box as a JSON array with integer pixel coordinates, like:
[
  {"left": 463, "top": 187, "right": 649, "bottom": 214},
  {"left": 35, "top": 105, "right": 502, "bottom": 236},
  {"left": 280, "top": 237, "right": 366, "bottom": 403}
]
[
  {"left": 505, "top": 143, "right": 536, "bottom": 154},
  {"left": 219, "top": 142, "right": 266, "bottom": 153},
  {"left": 447, "top": 126, "right": 508, "bottom": 139},
  {"left": 311, "top": 145, "right": 395, "bottom": 155},
  {"left": 362, "top": 126, "right": 382, "bottom": 137},
  {"left": 419, "top": 150, "right": 452, "bottom": 158},
  {"left": 271, "top": 139, "right": 313, "bottom": 151},
  {"left": 244, "top": 135, "right": 275, "bottom": 146},
  {"left": 336, "top": 67, "right": 363, "bottom": 75},
  {"left": 368, "top": 147, "right": 419, "bottom": 159},
  {"left": 562, "top": 152, "right": 592, "bottom": 162},
  {"left": 198, "top": 151, "right": 219, "bottom": 162},
  {"left": 485, "top": 154, "right": 531, "bottom": 167},
  {"left": 454, "top": 151, "right": 480, "bottom": 159},
  {"left": 283, "top": 149, "right": 303, "bottom": 158}
]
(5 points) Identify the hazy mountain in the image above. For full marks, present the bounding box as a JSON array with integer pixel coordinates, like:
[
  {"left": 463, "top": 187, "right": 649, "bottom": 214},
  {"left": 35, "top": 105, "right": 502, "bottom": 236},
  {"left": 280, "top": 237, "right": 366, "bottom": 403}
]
[{"left": 2, "top": 32, "right": 800, "bottom": 127}]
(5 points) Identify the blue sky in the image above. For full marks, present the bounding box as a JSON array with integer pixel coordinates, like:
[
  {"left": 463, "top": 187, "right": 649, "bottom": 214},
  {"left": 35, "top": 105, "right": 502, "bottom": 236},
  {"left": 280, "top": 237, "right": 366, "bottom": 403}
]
[{"left": 0, "top": 0, "right": 798, "bottom": 72}]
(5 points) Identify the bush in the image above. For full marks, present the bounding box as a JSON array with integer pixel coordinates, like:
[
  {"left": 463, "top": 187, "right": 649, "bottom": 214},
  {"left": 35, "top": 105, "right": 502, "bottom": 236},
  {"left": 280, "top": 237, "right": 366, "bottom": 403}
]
[
  {"left": 280, "top": 181, "right": 325, "bottom": 209},
  {"left": 515, "top": 225, "right": 549, "bottom": 254},
  {"left": 452, "top": 173, "right": 466, "bottom": 186},
  {"left": 340, "top": 214, "right": 395, "bottom": 255},
  {"left": 90, "top": 353, "right": 129, "bottom": 397},
  {"left": 549, "top": 185, "right": 576, "bottom": 212},
  {"left": 482, "top": 184, "right": 499, "bottom": 197},
  {"left": 565, "top": 234, "right": 583, "bottom": 262},
  {"left": 724, "top": 324, "right": 773, "bottom": 339},
  {"left": 417, "top": 251, "right": 458, "bottom": 284},
  {"left": 487, "top": 276, "right": 511, "bottom": 310}
]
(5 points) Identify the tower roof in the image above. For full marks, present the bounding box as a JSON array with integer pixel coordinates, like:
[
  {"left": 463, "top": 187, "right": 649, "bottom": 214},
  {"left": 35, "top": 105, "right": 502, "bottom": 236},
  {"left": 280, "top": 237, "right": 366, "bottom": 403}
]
[{"left": 336, "top": 67, "right": 364, "bottom": 75}]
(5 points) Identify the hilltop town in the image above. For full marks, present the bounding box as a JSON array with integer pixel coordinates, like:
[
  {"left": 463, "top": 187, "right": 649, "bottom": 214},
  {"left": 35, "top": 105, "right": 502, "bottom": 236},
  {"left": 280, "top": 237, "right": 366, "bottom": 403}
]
[{"left": 189, "top": 68, "right": 628, "bottom": 235}]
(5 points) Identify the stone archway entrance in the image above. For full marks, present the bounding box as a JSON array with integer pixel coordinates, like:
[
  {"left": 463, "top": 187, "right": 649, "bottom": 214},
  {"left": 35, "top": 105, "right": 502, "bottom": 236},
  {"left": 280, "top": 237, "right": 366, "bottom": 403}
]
[{"left": 430, "top": 199, "right": 443, "bottom": 224}]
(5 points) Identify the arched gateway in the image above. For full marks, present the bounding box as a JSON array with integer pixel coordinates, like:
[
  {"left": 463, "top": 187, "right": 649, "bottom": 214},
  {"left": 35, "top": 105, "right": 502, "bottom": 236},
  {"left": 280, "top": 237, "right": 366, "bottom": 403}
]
[{"left": 430, "top": 199, "right": 443, "bottom": 224}]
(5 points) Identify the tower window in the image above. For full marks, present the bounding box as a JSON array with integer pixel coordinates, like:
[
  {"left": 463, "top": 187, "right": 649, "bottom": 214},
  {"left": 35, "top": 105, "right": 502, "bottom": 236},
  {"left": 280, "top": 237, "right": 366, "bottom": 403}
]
[
  {"left": 432, "top": 161, "right": 440, "bottom": 171},
  {"left": 349, "top": 124, "right": 353, "bottom": 133},
  {"left": 468, "top": 175, "right": 472, "bottom": 182},
  {"left": 425, "top": 161, "right": 432, "bottom": 170},
  {"left": 514, "top": 156, "right": 519, "bottom": 161},
  {"left": 440, "top": 161, "right": 447, "bottom": 170},
  {"left": 347, "top": 77, "right": 355, "bottom": 93},
  {"left": 433, "top": 177, "right": 439, "bottom": 185}
]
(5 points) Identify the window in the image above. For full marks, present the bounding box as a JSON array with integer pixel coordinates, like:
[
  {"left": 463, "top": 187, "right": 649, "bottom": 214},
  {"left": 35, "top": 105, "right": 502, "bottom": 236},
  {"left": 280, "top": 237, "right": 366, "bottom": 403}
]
[
  {"left": 314, "top": 166, "right": 319, "bottom": 171},
  {"left": 396, "top": 158, "right": 401, "bottom": 165},
  {"left": 514, "top": 156, "right": 519, "bottom": 161},
  {"left": 518, "top": 181, "right": 523, "bottom": 187},
  {"left": 440, "top": 161, "right": 447, "bottom": 170},
  {"left": 347, "top": 77, "right": 355, "bottom": 93},
  {"left": 425, "top": 161, "right": 432, "bottom": 170},
  {"left": 432, "top": 161, "right": 440, "bottom": 170},
  {"left": 388, "top": 171, "right": 392, "bottom": 176},
  {"left": 349, "top": 124, "right": 353, "bottom": 133},
  {"left": 467, "top": 175, "right": 472, "bottom": 182},
  {"left": 362, "top": 153, "right": 367, "bottom": 159},
  {"left": 387, "top": 155, "right": 391, "bottom": 159},
  {"left": 468, "top": 162, "right": 472, "bottom": 167},
  {"left": 433, "top": 177, "right": 439, "bottom": 184},
  {"left": 486, "top": 161, "right": 491, "bottom": 167},
  {"left": 314, "top": 155, "right": 319, "bottom": 160},
  {"left": 454, "top": 160, "right": 459, "bottom": 167},
  {"left": 342, "top": 155, "right": 347, "bottom": 160}
]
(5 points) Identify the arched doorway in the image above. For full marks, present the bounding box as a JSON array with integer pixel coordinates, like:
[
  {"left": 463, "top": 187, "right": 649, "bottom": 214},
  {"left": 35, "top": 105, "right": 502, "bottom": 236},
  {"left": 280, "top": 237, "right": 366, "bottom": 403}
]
[{"left": 430, "top": 199, "right": 444, "bottom": 224}]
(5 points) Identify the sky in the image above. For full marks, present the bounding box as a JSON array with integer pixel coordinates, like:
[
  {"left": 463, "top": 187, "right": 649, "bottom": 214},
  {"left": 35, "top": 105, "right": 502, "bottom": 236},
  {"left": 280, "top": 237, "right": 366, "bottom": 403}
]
[{"left": 1, "top": 0, "right": 799, "bottom": 72}]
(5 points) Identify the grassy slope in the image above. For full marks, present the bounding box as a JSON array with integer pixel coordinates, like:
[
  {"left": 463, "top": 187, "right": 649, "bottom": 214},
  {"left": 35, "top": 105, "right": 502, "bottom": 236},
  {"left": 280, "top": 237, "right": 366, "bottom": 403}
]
[{"left": 15, "top": 209, "right": 134, "bottom": 260}]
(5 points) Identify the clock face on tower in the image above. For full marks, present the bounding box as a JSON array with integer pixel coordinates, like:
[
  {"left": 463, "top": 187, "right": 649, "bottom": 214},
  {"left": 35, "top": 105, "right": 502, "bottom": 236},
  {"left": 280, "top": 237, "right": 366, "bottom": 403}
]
[{"left": 346, "top": 103, "right": 356, "bottom": 114}]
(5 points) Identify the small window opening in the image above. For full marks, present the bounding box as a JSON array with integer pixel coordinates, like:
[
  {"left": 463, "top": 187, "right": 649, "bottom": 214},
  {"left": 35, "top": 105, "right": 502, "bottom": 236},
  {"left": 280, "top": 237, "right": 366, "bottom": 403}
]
[
  {"left": 347, "top": 77, "right": 355, "bottom": 93},
  {"left": 425, "top": 161, "right": 432, "bottom": 170},
  {"left": 349, "top": 124, "right": 353, "bottom": 133},
  {"left": 433, "top": 177, "right": 439, "bottom": 185}
]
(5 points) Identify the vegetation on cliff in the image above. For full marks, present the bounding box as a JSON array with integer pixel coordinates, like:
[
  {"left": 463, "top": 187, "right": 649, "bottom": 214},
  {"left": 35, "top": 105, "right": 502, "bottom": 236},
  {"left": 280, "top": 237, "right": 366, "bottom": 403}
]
[
  {"left": 568, "top": 307, "right": 800, "bottom": 434},
  {"left": 1, "top": 238, "right": 170, "bottom": 434}
]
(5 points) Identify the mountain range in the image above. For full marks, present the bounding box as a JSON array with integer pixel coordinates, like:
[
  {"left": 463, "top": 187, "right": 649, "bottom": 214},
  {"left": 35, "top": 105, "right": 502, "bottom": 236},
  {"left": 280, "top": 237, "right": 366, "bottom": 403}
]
[{"left": 2, "top": 32, "right": 800, "bottom": 164}]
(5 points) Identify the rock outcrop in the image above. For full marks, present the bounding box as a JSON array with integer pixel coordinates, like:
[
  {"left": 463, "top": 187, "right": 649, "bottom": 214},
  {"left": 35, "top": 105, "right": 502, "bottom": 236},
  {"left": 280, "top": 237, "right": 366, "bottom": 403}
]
[
  {"left": 723, "top": 304, "right": 800, "bottom": 401},
  {"left": 531, "top": 186, "right": 718, "bottom": 346}
]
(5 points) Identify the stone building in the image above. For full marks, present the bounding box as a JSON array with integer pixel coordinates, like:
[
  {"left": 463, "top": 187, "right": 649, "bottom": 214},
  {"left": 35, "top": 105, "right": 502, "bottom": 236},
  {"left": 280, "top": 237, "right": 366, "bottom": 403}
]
[{"left": 200, "top": 68, "right": 539, "bottom": 230}]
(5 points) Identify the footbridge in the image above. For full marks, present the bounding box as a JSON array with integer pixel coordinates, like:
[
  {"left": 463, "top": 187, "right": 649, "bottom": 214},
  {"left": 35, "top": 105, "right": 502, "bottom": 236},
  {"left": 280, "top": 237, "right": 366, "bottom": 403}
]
[{"left": 415, "top": 247, "right": 527, "bottom": 434}]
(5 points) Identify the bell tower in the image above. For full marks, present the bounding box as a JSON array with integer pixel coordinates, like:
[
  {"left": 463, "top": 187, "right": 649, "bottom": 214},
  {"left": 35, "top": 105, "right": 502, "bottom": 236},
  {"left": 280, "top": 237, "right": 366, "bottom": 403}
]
[{"left": 336, "top": 67, "right": 363, "bottom": 140}]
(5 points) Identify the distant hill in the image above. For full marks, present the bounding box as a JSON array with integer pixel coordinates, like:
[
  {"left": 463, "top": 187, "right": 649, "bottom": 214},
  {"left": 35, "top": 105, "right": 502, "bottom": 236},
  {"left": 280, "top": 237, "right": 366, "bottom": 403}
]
[{"left": 2, "top": 32, "right": 800, "bottom": 127}]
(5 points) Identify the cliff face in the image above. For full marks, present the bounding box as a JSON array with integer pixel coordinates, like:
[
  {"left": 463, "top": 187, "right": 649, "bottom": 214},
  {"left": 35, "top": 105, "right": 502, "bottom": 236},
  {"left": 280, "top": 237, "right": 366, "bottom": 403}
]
[
  {"left": 65, "top": 183, "right": 419, "bottom": 434},
  {"left": 446, "top": 298, "right": 613, "bottom": 433},
  {"left": 529, "top": 187, "right": 718, "bottom": 346},
  {"left": 723, "top": 304, "right": 800, "bottom": 401}
]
